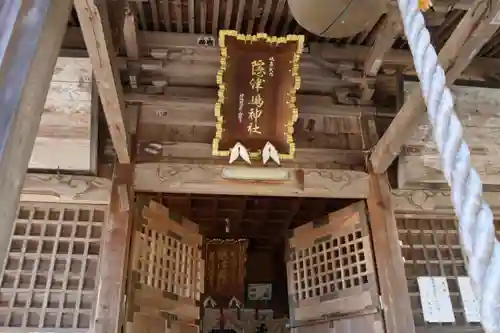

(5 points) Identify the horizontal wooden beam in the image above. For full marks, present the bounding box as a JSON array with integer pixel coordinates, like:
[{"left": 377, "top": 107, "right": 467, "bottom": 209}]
[
  {"left": 20, "top": 174, "right": 112, "bottom": 205},
  {"left": 22, "top": 173, "right": 500, "bottom": 219},
  {"left": 309, "top": 40, "right": 498, "bottom": 80},
  {"left": 135, "top": 142, "right": 367, "bottom": 170},
  {"left": 125, "top": 86, "right": 392, "bottom": 118},
  {"left": 392, "top": 188, "right": 500, "bottom": 218},
  {"left": 134, "top": 163, "right": 370, "bottom": 198},
  {"left": 62, "top": 28, "right": 500, "bottom": 81}
]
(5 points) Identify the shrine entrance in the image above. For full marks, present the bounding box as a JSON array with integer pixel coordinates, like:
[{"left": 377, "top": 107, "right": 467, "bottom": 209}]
[{"left": 122, "top": 193, "right": 385, "bottom": 333}]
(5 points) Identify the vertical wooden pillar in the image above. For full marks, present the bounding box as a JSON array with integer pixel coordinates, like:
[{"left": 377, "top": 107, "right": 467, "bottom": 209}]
[
  {"left": 0, "top": 0, "right": 71, "bottom": 271},
  {"left": 92, "top": 164, "right": 134, "bottom": 333},
  {"left": 362, "top": 116, "right": 415, "bottom": 333}
]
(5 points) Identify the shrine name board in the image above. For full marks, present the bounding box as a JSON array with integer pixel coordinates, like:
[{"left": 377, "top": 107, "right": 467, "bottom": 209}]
[
  {"left": 204, "top": 239, "right": 248, "bottom": 304},
  {"left": 212, "top": 30, "right": 304, "bottom": 160}
]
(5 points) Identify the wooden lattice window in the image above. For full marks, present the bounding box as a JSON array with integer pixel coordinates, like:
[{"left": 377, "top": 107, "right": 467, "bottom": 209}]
[
  {"left": 398, "top": 217, "right": 500, "bottom": 330},
  {"left": 0, "top": 202, "right": 106, "bottom": 331},
  {"left": 125, "top": 200, "right": 204, "bottom": 333},
  {"left": 286, "top": 201, "right": 383, "bottom": 332}
]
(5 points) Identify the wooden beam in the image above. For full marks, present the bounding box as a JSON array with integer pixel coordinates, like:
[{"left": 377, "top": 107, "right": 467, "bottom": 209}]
[
  {"left": 447, "top": 6, "right": 500, "bottom": 79},
  {"left": 123, "top": 4, "right": 140, "bottom": 91},
  {"left": 367, "top": 170, "right": 415, "bottom": 333},
  {"left": 359, "top": 9, "right": 402, "bottom": 101},
  {"left": 92, "top": 164, "right": 134, "bottom": 333},
  {"left": 362, "top": 116, "right": 415, "bottom": 333},
  {"left": 364, "top": 9, "right": 402, "bottom": 76},
  {"left": 135, "top": 142, "right": 367, "bottom": 170},
  {"left": 370, "top": 0, "right": 499, "bottom": 173},
  {"left": 20, "top": 173, "right": 112, "bottom": 205},
  {"left": 134, "top": 163, "right": 370, "bottom": 198},
  {"left": 74, "top": 0, "right": 131, "bottom": 163},
  {"left": 123, "top": 5, "right": 140, "bottom": 60},
  {"left": 125, "top": 87, "right": 392, "bottom": 118},
  {"left": 0, "top": 0, "right": 72, "bottom": 272},
  {"left": 392, "top": 188, "right": 500, "bottom": 218},
  {"left": 62, "top": 28, "right": 500, "bottom": 81},
  {"left": 308, "top": 40, "right": 497, "bottom": 80}
]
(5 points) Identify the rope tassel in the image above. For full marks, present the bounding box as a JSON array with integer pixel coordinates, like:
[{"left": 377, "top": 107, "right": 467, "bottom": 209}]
[{"left": 395, "top": 0, "right": 500, "bottom": 331}]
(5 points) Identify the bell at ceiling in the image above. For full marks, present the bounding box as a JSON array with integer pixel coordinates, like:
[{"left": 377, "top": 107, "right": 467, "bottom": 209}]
[{"left": 287, "top": 0, "right": 389, "bottom": 38}]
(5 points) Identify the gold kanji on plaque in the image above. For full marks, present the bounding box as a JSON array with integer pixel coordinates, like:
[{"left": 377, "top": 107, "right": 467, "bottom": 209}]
[{"left": 212, "top": 30, "right": 304, "bottom": 165}]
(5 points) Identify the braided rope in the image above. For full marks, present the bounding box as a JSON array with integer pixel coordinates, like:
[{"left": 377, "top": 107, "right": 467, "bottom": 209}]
[{"left": 396, "top": 0, "right": 500, "bottom": 331}]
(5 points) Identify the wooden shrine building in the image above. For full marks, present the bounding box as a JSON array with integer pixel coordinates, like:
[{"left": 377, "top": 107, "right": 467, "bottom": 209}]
[{"left": 1, "top": 0, "right": 500, "bottom": 333}]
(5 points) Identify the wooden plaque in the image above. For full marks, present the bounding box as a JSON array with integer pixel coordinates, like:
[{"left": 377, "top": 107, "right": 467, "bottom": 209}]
[
  {"left": 212, "top": 30, "right": 304, "bottom": 159},
  {"left": 204, "top": 238, "right": 248, "bottom": 304}
]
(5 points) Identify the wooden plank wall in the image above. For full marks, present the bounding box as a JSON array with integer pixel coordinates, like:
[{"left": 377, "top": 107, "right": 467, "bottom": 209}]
[
  {"left": 398, "top": 82, "right": 500, "bottom": 189},
  {"left": 30, "top": 57, "right": 97, "bottom": 172}
]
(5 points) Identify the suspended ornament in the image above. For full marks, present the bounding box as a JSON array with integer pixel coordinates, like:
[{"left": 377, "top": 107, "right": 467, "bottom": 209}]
[
  {"left": 229, "top": 142, "right": 251, "bottom": 164},
  {"left": 228, "top": 296, "right": 242, "bottom": 309},
  {"left": 262, "top": 141, "right": 280, "bottom": 165},
  {"left": 203, "top": 296, "right": 217, "bottom": 308}
]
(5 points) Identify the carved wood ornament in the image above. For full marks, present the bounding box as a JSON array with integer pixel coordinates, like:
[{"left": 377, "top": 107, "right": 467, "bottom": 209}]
[{"left": 212, "top": 30, "right": 304, "bottom": 165}]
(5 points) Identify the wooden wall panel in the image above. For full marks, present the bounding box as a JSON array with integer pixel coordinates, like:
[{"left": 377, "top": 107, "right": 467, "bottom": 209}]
[
  {"left": 398, "top": 82, "right": 500, "bottom": 189},
  {"left": 30, "top": 57, "right": 95, "bottom": 171},
  {"left": 0, "top": 201, "right": 107, "bottom": 332}
]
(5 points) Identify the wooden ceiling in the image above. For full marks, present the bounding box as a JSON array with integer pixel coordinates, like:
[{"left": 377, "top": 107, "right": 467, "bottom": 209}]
[
  {"left": 66, "top": 0, "right": 500, "bottom": 59},
  {"left": 140, "top": 192, "right": 358, "bottom": 248}
]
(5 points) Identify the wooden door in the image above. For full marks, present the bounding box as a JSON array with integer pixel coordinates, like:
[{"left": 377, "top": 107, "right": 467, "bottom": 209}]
[
  {"left": 286, "top": 201, "right": 384, "bottom": 332},
  {"left": 125, "top": 200, "right": 204, "bottom": 333}
]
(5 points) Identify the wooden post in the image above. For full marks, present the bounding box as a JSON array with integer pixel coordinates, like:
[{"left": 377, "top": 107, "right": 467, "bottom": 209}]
[
  {"left": 361, "top": 116, "right": 416, "bottom": 333},
  {"left": 92, "top": 164, "right": 134, "bottom": 333},
  {"left": 0, "top": 0, "right": 72, "bottom": 271}
]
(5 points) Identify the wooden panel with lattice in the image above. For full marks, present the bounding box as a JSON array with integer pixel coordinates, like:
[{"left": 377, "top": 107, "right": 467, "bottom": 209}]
[
  {"left": 398, "top": 218, "right": 500, "bottom": 331},
  {"left": 125, "top": 200, "right": 204, "bottom": 333},
  {"left": 287, "top": 201, "right": 381, "bottom": 329},
  {"left": 0, "top": 202, "right": 107, "bottom": 332}
]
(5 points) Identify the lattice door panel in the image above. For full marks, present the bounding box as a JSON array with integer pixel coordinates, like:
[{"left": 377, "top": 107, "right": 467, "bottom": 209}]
[
  {"left": 286, "top": 201, "right": 382, "bottom": 330},
  {"left": 126, "top": 200, "right": 204, "bottom": 333},
  {"left": 0, "top": 202, "right": 107, "bottom": 332},
  {"left": 398, "top": 217, "right": 500, "bottom": 330}
]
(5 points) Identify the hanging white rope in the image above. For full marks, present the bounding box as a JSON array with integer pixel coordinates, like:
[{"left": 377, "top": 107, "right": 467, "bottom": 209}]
[{"left": 395, "top": 0, "right": 500, "bottom": 331}]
